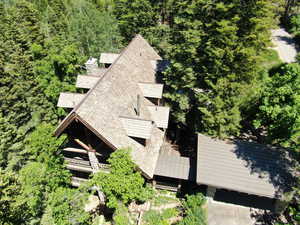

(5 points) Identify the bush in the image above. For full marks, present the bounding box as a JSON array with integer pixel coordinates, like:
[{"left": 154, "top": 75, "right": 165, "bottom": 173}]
[
  {"left": 289, "top": 14, "right": 300, "bottom": 34},
  {"left": 143, "top": 208, "right": 178, "bottom": 225},
  {"left": 178, "top": 193, "right": 207, "bottom": 225},
  {"left": 44, "top": 187, "right": 91, "bottom": 225},
  {"left": 113, "top": 203, "right": 131, "bottom": 225},
  {"left": 90, "top": 148, "right": 153, "bottom": 209}
]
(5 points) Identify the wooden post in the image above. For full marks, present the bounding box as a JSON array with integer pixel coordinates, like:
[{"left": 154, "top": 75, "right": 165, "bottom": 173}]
[
  {"left": 178, "top": 180, "right": 182, "bottom": 192},
  {"left": 206, "top": 186, "right": 217, "bottom": 199},
  {"left": 84, "top": 127, "right": 93, "bottom": 150},
  {"left": 152, "top": 180, "right": 156, "bottom": 189},
  {"left": 74, "top": 138, "right": 91, "bottom": 151},
  {"left": 137, "top": 94, "right": 140, "bottom": 116},
  {"left": 274, "top": 199, "right": 288, "bottom": 214}
]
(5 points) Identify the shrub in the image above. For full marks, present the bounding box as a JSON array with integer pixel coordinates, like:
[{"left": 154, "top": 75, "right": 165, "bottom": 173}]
[
  {"left": 90, "top": 148, "right": 153, "bottom": 209},
  {"left": 178, "top": 193, "right": 207, "bottom": 225},
  {"left": 289, "top": 14, "right": 300, "bottom": 34},
  {"left": 113, "top": 203, "right": 131, "bottom": 225}
]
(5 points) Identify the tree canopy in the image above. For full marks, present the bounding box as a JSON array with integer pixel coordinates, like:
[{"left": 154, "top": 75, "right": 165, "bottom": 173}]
[
  {"left": 89, "top": 148, "right": 153, "bottom": 209},
  {"left": 1, "top": 0, "right": 299, "bottom": 224}
]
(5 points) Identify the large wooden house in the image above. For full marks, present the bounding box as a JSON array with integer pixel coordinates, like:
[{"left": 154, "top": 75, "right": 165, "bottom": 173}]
[
  {"left": 55, "top": 35, "right": 294, "bottom": 212},
  {"left": 55, "top": 35, "right": 171, "bottom": 184}
]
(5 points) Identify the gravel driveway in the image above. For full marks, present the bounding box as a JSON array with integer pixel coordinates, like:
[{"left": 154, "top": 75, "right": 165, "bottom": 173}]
[{"left": 271, "top": 28, "right": 298, "bottom": 63}]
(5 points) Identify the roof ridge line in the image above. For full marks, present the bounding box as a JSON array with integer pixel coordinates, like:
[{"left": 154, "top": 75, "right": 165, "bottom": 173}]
[{"left": 55, "top": 35, "right": 146, "bottom": 134}]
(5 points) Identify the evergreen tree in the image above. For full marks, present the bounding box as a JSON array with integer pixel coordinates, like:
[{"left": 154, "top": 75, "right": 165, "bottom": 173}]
[
  {"left": 90, "top": 148, "right": 153, "bottom": 209},
  {"left": 254, "top": 63, "right": 300, "bottom": 150},
  {"left": 0, "top": 170, "right": 29, "bottom": 225},
  {"left": 0, "top": 0, "right": 57, "bottom": 169},
  {"left": 114, "top": 0, "right": 158, "bottom": 41},
  {"left": 163, "top": 0, "right": 278, "bottom": 137}
]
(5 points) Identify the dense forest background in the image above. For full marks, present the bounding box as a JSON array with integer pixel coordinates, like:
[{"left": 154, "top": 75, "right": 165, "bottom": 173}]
[{"left": 0, "top": 0, "right": 299, "bottom": 224}]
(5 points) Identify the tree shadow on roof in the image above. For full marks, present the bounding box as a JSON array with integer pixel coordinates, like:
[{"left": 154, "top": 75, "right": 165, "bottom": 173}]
[{"left": 232, "top": 139, "right": 296, "bottom": 199}]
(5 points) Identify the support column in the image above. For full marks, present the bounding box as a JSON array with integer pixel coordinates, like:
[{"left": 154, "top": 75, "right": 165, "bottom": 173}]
[
  {"left": 177, "top": 180, "right": 182, "bottom": 192},
  {"left": 206, "top": 186, "right": 217, "bottom": 199},
  {"left": 274, "top": 199, "right": 288, "bottom": 214},
  {"left": 152, "top": 180, "right": 156, "bottom": 189}
]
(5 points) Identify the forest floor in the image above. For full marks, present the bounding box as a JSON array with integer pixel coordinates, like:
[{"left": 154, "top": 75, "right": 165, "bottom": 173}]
[{"left": 271, "top": 28, "right": 298, "bottom": 63}]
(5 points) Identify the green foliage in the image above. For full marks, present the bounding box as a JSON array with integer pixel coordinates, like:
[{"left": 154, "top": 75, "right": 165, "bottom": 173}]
[
  {"left": 0, "top": 169, "right": 28, "bottom": 225},
  {"left": 8, "top": 124, "right": 72, "bottom": 223},
  {"left": 163, "top": 0, "right": 277, "bottom": 137},
  {"left": 254, "top": 63, "right": 300, "bottom": 150},
  {"left": 23, "top": 123, "right": 71, "bottom": 188},
  {"left": 289, "top": 14, "right": 300, "bottom": 34},
  {"left": 114, "top": 0, "right": 158, "bottom": 41},
  {"left": 113, "top": 203, "right": 131, "bottom": 225},
  {"left": 0, "top": 0, "right": 122, "bottom": 170},
  {"left": 32, "top": 39, "right": 83, "bottom": 104},
  {"left": 0, "top": 0, "right": 122, "bottom": 224},
  {"left": 143, "top": 209, "right": 177, "bottom": 225},
  {"left": 43, "top": 187, "right": 91, "bottom": 225},
  {"left": 152, "top": 194, "right": 179, "bottom": 207},
  {"left": 178, "top": 193, "right": 207, "bottom": 225},
  {"left": 65, "top": 0, "right": 122, "bottom": 56},
  {"left": 113, "top": 0, "right": 173, "bottom": 55},
  {"left": 0, "top": 0, "right": 58, "bottom": 169},
  {"left": 18, "top": 162, "right": 48, "bottom": 218},
  {"left": 23, "top": 123, "right": 66, "bottom": 162},
  {"left": 260, "top": 49, "right": 283, "bottom": 70},
  {"left": 90, "top": 148, "right": 153, "bottom": 209},
  {"left": 286, "top": 202, "right": 300, "bottom": 225},
  {"left": 288, "top": 14, "right": 300, "bottom": 45},
  {"left": 253, "top": 62, "right": 300, "bottom": 223}
]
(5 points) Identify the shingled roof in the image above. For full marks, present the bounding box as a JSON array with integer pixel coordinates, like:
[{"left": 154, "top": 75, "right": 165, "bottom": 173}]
[
  {"left": 154, "top": 153, "right": 196, "bottom": 180},
  {"left": 55, "top": 35, "right": 166, "bottom": 178},
  {"left": 197, "top": 134, "right": 294, "bottom": 199}
]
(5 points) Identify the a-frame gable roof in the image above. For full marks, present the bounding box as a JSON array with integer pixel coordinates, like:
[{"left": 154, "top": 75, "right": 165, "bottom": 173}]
[{"left": 55, "top": 35, "right": 164, "bottom": 178}]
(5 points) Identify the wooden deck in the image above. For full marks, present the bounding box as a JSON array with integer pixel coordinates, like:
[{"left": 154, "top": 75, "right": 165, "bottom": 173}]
[
  {"left": 65, "top": 157, "right": 110, "bottom": 173},
  {"left": 154, "top": 181, "right": 179, "bottom": 192}
]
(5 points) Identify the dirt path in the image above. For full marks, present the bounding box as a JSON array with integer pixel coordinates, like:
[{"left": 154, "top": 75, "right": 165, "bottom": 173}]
[{"left": 271, "top": 28, "right": 298, "bottom": 63}]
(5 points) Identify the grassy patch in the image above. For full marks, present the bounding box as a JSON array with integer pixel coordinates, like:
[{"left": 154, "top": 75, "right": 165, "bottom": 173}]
[
  {"left": 152, "top": 195, "right": 179, "bottom": 207},
  {"left": 260, "top": 49, "right": 283, "bottom": 70},
  {"left": 143, "top": 208, "right": 179, "bottom": 225}
]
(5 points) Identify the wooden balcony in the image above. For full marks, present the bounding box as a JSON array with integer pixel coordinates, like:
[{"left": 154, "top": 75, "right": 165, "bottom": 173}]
[
  {"left": 154, "top": 180, "right": 179, "bottom": 192},
  {"left": 65, "top": 157, "right": 110, "bottom": 174}
]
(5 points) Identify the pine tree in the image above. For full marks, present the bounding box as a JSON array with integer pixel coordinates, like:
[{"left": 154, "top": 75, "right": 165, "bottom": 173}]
[
  {"left": 163, "top": 0, "right": 278, "bottom": 137},
  {"left": 114, "top": 0, "right": 159, "bottom": 41}
]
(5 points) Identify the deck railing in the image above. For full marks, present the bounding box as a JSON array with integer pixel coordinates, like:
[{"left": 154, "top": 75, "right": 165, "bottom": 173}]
[
  {"left": 65, "top": 157, "right": 110, "bottom": 173},
  {"left": 155, "top": 181, "right": 179, "bottom": 192}
]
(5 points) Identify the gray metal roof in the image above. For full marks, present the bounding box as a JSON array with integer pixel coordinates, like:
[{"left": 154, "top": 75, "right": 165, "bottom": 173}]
[
  {"left": 197, "top": 134, "right": 294, "bottom": 199},
  {"left": 138, "top": 83, "right": 163, "bottom": 98},
  {"left": 99, "top": 53, "right": 119, "bottom": 64},
  {"left": 57, "top": 93, "right": 85, "bottom": 108},
  {"left": 120, "top": 117, "right": 153, "bottom": 139},
  {"left": 55, "top": 35, "right": 164, "bottom": 178},
  {"left": 76, "top": 75, "right": 100, "bottom": 89},
  {"left": 154, "top": 153, "right": 195, "bottom": 180},
  {"left": 147, "top": 106, "right": 170, "bottom": 128}
]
